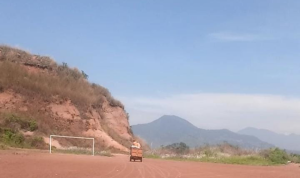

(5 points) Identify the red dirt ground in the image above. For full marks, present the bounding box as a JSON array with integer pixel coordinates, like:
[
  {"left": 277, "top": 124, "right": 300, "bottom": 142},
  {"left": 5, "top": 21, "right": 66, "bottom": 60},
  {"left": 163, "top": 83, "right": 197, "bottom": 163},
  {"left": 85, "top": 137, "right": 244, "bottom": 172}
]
[{"left": 1, "top": 150, "right": 299, "bottom": 178}]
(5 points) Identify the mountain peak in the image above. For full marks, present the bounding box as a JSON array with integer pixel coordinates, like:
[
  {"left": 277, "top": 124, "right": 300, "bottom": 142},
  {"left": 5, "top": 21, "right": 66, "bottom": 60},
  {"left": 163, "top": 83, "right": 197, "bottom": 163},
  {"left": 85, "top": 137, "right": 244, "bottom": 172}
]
[
  {"left": 150, "top": 115, "right": 197, "bottom": 129},
  {"left": 156, "top": 115, "right": 189, "bottom": 122}
]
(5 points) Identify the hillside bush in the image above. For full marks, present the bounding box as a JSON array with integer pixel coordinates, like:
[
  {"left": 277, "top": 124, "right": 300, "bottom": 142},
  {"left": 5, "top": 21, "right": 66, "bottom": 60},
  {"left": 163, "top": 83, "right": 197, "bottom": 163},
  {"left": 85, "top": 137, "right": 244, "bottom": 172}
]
[
  {"left": 260, "top": 148, "right": 289, "bottom": 164},
  {"left": 0, "top": 127, "right": 46, "bottom": 149},
  {"left": 29, "top": 136, "right": 45, "bottom": 149},
  {"left": 1, "top": 129, "right": 25, "bottom": 146},
  {"left": 3, "top": 113, "right": 38, "bottom": 132},
  {"left": 289, "top": 154, "right": 300, "bottom": 163},
  {"left": 29, "top": 120, "right": 38, "bottom": 131}
]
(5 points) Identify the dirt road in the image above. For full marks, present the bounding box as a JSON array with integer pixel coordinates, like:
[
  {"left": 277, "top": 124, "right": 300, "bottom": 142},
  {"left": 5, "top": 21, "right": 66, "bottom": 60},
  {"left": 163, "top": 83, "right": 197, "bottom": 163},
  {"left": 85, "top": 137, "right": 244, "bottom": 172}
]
[{"left": 0, "top": 150, "right": 299, "bottom": 178}]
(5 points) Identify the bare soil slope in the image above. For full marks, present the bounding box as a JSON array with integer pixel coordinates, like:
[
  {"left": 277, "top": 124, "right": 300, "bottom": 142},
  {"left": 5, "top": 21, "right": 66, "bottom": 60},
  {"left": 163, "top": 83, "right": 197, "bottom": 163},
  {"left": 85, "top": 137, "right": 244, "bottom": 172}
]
[
  {"left": 0, "top": 150, "right": 299, "bottom": 178},
  {"left": 0, "top": 45, "right": 133, "bottom": 152}
]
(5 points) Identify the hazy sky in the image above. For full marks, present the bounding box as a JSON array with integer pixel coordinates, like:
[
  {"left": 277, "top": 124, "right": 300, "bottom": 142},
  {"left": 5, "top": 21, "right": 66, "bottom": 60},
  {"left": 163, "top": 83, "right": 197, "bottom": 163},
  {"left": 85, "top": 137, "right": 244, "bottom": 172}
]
[{"left": 1, "top": 1, "right": 300, "bottom": 134}]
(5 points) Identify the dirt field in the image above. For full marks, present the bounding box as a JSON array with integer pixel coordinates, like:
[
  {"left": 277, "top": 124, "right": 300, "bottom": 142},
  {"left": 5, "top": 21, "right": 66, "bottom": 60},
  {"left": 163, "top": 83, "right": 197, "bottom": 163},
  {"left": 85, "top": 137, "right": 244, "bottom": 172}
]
[{"left": 0, "top": 150, "right": 299, "bottom": 178}]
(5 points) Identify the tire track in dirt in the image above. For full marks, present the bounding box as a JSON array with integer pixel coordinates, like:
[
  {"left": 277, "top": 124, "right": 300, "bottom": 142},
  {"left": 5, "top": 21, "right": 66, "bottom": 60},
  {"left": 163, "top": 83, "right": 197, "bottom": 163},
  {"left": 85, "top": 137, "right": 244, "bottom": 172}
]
[
  {"left": 142, "top": 163, "right": 158, "bottom": 178},
  {"left": 122, "top": 162, "right": 137, "bottom": 178},
  {"left": 147, "top": 163, "right": 171, "bottom": 178},
  {"left": 127, "top": 161, "right": 148, "bottom": 178},
  {"left": 141, "top": 159, "right": 182, "bottom": 178},
  {"left": 154, "top": 161, "right": 182, "bottom": 178},
  {"left": 106, "top": 158, "right": 129, "bottom": 178},
  {"left": 96, "top": 162, "right": 121, "bottom": 177},
  {"left": 159, "top": 163, "right": 182, "bottom": 178},
  {"left": 137, "top": 163, "right": 146, "bottom": 178},
  {"left": 145, "top": 163, "right": 164, "bottom": 178}
]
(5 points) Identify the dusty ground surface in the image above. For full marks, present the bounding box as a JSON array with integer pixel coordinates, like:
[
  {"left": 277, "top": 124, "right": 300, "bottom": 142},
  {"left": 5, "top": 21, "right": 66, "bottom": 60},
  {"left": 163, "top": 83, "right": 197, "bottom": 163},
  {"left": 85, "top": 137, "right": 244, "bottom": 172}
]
[{"left": 0, "top": 150, "right": 299, "bottom": 178}]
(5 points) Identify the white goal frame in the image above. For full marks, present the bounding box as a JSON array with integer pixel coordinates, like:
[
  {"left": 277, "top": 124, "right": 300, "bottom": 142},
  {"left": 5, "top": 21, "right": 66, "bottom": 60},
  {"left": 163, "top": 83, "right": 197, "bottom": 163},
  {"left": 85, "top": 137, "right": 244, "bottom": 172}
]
[{"left": 49, "top": 135, "right": 95, "bottom": 156}]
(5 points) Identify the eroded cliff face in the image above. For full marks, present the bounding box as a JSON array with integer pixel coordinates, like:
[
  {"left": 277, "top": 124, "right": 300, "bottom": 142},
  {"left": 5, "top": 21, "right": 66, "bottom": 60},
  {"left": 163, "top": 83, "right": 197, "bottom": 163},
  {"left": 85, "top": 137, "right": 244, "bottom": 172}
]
[
  {"left": 0, "top": 90, "right": 133, "bottom": 152},
  {"left": 0, "top": 46, "right": 133, "bottom": 152}
]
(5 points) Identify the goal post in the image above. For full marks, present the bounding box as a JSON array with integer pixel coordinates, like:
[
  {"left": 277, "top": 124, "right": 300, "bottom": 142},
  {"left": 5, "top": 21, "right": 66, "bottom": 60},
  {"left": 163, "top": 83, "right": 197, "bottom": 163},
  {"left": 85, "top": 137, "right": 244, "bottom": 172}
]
[{"left": 49, "top": 135, "right": 95, "bottom": 156}]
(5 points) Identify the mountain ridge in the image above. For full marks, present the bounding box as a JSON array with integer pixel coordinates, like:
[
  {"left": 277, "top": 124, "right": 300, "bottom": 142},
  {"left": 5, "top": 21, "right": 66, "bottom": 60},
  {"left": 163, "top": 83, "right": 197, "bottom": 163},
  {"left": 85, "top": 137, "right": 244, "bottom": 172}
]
[
  {"left": 132, "top": 115, "right": 273, "bottom": 149},
  {"left": 238, "top": 127, "right": 300, "bottom": 151}
]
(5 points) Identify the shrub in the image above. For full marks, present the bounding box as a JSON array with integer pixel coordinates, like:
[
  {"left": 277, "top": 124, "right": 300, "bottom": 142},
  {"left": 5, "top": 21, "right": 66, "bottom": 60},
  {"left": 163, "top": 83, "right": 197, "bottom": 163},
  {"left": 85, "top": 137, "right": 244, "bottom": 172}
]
[
  {"left": 3, "top": 113, "right": 38, "bottom": 132},
  {"left": 289, "top": 154, "right": 300, "bottom": 163},
  {"left": 164, "top": 142, "right": 190, "bottom": 155},
  {"left": 29, "top": 136, "right": 45, "bottom": 148},
  {"left": 261, "top": 148, "right": 289, "bottom": 164},
  {"left": 2, "top": 129, "right": 25, "bottom": 146},
  {"left": 98, "top": 150, "right": 112, "bottom": 157},
  {"left": 81, "top": 70, "right": 88, "bottom": 79},
  {"left": 217, "top": 142, "right": 248, "bottom": 156},
  {"left": 0, "top": 126, "right": 46, "bottom": 149},
  {"left": 29, "top": 120, "right": 38, "bottom": 131},
  {"left": 204, "top": 149, "right": 216, "bottom": 157}
]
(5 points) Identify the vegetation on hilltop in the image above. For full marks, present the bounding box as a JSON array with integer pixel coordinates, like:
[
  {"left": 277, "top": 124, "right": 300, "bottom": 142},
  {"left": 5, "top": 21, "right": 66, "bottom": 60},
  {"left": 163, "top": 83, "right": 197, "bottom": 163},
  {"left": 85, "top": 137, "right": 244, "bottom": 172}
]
[{"left": 0, "top": 45, "right": 124, "bottom": 109}]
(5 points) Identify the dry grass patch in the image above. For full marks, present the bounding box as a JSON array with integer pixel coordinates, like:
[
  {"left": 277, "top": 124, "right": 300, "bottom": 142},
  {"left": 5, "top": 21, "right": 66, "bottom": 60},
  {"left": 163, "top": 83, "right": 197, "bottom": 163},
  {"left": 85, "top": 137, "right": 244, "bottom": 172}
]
[{"left": 0, "top": 58, "right": 123, "bottom": 110}]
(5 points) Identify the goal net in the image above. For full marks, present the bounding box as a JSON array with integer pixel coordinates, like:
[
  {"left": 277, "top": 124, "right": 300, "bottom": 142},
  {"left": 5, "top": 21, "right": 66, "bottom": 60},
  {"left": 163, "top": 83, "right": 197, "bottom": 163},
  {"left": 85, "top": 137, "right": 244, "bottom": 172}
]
[{"left": 49, "top": 135, "right": 95, "bottom": 156}]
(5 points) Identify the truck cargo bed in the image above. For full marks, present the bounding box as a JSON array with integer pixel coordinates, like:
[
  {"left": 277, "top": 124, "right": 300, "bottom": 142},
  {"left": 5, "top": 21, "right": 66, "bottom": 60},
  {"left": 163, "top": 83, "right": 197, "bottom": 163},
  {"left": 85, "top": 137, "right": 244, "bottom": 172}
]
[{"left": 130, "top": 148, "right": 143, "bottom": 162}]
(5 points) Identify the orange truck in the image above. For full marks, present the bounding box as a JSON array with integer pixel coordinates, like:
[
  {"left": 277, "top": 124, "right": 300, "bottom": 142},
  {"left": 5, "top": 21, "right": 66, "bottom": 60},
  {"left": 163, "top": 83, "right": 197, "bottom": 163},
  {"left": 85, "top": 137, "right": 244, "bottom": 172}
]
[{"left": 130, "top": 147, "right": 143, "bottom": 162}]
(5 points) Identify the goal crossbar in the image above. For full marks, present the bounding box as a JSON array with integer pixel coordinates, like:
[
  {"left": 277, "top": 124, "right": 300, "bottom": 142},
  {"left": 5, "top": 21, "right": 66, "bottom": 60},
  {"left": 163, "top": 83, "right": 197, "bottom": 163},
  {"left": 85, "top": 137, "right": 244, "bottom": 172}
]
[{"left": 49, "top": 135, "right": 95, "bottom": 156}]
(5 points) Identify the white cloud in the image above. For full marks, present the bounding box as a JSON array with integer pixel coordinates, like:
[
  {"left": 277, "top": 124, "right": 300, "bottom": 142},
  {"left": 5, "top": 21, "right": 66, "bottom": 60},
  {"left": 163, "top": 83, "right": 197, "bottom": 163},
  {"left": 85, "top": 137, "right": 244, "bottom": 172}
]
[
  {"left": 209, "top": 32, "right": 266, "bottom": 42},
  {"left": 119, "top": 93, "right": 300, "bottom": 134}
]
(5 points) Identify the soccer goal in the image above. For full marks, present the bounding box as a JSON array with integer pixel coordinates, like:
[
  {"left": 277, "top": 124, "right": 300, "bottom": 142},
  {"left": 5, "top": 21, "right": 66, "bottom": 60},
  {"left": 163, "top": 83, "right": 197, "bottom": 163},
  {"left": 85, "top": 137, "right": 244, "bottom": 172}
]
[{"left": 49, "top": 135, "right": 95, "bottom": 156}]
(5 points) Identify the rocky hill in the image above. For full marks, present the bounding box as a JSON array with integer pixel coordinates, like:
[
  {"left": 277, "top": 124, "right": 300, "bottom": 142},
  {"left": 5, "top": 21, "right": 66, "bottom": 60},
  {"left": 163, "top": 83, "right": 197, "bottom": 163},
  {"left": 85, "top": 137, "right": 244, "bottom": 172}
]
[
  {"left": 0, "top": 45, "right": 133, "bottom": 152},
  {"left": 132, "top": 115, "right": 273, "bottom": 149}
]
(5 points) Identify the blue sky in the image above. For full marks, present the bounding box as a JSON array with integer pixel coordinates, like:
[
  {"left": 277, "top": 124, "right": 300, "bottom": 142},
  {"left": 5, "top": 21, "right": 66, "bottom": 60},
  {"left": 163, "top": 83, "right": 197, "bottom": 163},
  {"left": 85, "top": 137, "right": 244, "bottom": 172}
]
[{"left": 1, "top": 1, "right": 300, "bottom": 133}]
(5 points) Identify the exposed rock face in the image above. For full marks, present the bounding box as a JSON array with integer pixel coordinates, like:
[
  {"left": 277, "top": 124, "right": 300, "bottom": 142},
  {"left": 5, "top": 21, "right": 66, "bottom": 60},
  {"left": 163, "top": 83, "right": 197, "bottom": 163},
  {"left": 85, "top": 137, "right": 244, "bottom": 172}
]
[
  {"left": 0, "top": 91, "right": 22, "bottom": 111},
  {"left": 49, "top": 101, "right": 81, "bottom": 121},
  {"left": 0, "top": 90, "right": 132, "bottom": 152},
  {"left": 82, "top": 98, "right": 132, "bottom": 152},
  {"left": 101, "top": 100, "right": 132, "bottom": 141}
]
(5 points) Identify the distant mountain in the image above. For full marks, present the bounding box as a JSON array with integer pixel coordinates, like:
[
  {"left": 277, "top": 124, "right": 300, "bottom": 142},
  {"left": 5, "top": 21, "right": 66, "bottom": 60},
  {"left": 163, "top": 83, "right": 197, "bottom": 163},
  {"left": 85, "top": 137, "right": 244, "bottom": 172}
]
[
  {"left": 238, "top": 127, "right": 300, "bottom": 151},
  {"left": 132, "top": 115, "right": 273, "bottom": 149}
]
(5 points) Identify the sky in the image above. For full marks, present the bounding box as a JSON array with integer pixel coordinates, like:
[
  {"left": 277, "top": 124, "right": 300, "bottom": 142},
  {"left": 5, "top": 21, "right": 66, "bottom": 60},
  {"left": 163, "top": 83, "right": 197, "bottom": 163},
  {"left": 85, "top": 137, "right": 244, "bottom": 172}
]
[{"left": 1, "top": 0, "right": 300, "bottom": 134}]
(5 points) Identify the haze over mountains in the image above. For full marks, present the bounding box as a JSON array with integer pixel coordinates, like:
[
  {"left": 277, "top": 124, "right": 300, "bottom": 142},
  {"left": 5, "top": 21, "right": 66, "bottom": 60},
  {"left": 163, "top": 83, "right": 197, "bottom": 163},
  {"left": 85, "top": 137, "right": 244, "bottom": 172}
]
[
  {"left": 132, "top": 115, "right": 273, "bottom": 149},
  {"left": 238, "top": 127, "right": 300, "bottom": 152}
]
